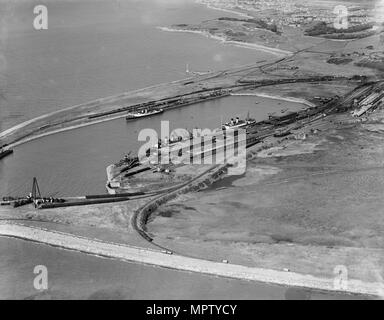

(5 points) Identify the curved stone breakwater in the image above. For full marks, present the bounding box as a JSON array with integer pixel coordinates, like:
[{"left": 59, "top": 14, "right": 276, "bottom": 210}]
[{"left": 0, "top": 222, "right": 381, "bottom": 297}]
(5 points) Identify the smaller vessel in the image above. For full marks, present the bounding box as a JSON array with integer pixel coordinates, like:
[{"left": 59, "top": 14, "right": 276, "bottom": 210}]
[
  {"left": 126, "top": 108, "right": 164, "bottom": 121},
  {"left": 115, "top": 152, "right": 140, "bottom": 170},
  {"left": 222, "top": 113, "right": 256, "bottom": 130}
]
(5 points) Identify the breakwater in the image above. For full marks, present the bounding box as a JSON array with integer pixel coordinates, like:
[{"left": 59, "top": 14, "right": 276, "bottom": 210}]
[{"left": 0, "top": 222, "right": 380, "bottom": 297}]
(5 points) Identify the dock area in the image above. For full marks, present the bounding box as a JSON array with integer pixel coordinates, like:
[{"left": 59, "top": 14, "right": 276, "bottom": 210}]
[{"left": 106, "top": 80, "right": 384, "bottom": 195}]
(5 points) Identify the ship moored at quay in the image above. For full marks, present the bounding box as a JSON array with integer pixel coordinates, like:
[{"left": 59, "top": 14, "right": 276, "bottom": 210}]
[{"left": 106, "top": 80, "right": 384, "bottom": 195}]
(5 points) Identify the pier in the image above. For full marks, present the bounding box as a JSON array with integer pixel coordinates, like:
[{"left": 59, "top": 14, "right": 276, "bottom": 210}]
[{"left": 1, "top": 177, "right": 155, "bottom": 210}]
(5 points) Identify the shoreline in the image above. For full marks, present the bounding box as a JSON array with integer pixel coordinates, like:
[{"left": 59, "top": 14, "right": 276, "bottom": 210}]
[
  {"left": 0, "top": 222, "right": 381, "bottom": 297},
  {"left": 156, "top": 26, "right": 291, "bottom": 56}
]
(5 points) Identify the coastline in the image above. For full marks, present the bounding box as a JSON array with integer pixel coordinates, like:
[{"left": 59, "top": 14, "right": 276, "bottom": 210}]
[
  {"left": 0, "top": 222, "right": 381, "bottom": 297},
  {"left": 156, "top": 26, "right": 292, "bottom": 56},
  {"left": 195, "top": 0, "right": 253, "bottom": 19}
]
